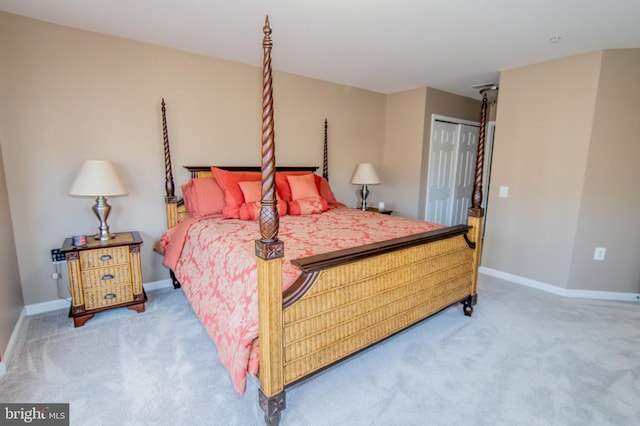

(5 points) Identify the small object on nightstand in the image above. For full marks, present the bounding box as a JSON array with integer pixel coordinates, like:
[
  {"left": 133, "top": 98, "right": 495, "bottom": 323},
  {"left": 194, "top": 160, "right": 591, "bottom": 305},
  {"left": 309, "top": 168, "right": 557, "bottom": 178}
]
[
  {"left": 366, "top": 207, "right": 393, "bottom": 215},
  {"left": 72, "top": 235, "right": 87, "bottom": 247},
  {"left": 60, "top": 231, "right": 145, "bottom": 327}
]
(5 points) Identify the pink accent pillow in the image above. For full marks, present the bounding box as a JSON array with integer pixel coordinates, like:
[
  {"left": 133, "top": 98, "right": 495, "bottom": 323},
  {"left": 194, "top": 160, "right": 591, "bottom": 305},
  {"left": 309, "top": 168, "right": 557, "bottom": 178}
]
[
  {"left": 286, "top": 173, "right": 320, "bottom": 200},
  {"left": 181, "top": 177, "right": 225, "bottom": 218},
  {"left": 238, "top": 180, "right": 284, "bottom": 203},
  {"left": 239, "top": 201, "right": 287, "bottom": 220},
  {"left": 238, "top": 181, "right": 263, "bottom": 203},
  {"left": 288, "top": 197, "right": 329, "bottom": 215},
  {"left": 275, "top": 172, "right": 312, "bottom": 202},
  {"left": 237, "top": 180, "right": 287, "bottom": 220},
  {"left": 211, "top": 167, "right": 261, "bottom": 219},
  {"left": 318, "top": 177, "right": 338, "bottom": 204}
]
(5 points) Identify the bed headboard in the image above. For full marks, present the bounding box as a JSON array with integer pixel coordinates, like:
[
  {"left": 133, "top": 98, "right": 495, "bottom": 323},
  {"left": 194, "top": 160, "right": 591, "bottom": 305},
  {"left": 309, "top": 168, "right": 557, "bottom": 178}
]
[{"left": 183, "top": 165, "right": 318, "bottom": 179}]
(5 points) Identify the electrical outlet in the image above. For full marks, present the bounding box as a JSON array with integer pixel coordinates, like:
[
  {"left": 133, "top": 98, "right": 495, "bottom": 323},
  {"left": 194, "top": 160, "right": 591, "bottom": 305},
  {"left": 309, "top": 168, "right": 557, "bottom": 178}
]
[
  {"left": 499, "top": 186, "right": 509, "bottom": 198},
  {"left": 593, "top": 247, "right": 606, "bottom": 261},
  {"left": 51, "top": 272, "right": 61, "bottom": 280},
  {"left": 51, "top": 248, "right": 65, "bottom": 263}
]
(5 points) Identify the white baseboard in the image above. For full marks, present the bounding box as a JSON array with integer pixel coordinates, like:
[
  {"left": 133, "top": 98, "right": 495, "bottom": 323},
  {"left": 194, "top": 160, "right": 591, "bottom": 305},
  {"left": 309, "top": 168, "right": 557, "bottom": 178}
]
[
  {"left": 24, "top": 298, "right": 70, "bottom": 316},
  {"left": 23, "top": 279, "right": 175, "bottom": 317},
  {"left": 0, "top": 307, "right": 27, "bottom": 377},
  {"left": 479, "top": 266, "right": 640, "bottom": 303},
  {"left": 143, "top": 278, "right": 174, "bottom": 292}
]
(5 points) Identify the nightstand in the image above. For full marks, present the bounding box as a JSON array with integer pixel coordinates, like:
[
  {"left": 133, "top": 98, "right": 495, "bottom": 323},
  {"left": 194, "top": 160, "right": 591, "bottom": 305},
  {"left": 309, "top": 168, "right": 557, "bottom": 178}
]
[
  {"left": 365, "top": 207, "right": 393, "bottom": 215},
  {"left": 60, "top": 231, "right": 145, "bottom": 327}
]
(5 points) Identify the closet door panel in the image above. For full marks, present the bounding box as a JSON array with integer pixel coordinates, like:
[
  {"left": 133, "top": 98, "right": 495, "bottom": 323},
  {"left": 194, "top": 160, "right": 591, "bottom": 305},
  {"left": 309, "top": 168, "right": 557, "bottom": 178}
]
[
  {"left": 450, "top": 124, "right": 479, "bottom": 225},
  {"left": 426, "top": 121, "right": 457, "bottom": 225}
]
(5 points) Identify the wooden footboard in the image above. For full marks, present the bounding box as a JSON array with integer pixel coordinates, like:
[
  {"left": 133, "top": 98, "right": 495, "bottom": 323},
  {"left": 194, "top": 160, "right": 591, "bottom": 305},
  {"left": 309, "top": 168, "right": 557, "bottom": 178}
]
[
  {"left": 282, "top": 225, "right": 474, "bottom": 385},
  {"left": 258, "top": 220, "right": 483, "bottom": 425}
]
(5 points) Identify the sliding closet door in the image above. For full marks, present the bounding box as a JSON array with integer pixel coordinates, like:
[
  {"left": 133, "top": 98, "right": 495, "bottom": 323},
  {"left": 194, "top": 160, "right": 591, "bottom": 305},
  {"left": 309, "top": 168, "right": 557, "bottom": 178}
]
[
  {"left": 450, "top": 124, "right": 479, "bottom": 225},
  {"left": 425, "top": 117, "right": 479, "bottom": 226},
  {"left": 425, "top": 121, "right": 458, "bottom": 225}
]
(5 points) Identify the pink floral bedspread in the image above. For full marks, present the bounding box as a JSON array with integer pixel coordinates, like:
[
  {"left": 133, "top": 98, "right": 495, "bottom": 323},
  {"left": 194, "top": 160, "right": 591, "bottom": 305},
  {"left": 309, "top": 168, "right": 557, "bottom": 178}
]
[{"left": 157, "top": 206, "right": 444, "bottom": 394}]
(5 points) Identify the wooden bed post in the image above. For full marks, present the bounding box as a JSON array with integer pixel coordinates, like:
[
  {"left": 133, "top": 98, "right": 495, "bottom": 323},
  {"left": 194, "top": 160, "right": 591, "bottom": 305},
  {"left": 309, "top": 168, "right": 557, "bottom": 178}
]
[
  {"left": 466, "top": 95, "right": 487, "bottom": 312},
  {"left": 161, "top": 98, "right": 179, "bottom": 228},
  {"left": 323, "top": 118, "right": 328, "bottom": 181},
  {"left": 256, "top": 15, "right": 286, "bottom": 426}
]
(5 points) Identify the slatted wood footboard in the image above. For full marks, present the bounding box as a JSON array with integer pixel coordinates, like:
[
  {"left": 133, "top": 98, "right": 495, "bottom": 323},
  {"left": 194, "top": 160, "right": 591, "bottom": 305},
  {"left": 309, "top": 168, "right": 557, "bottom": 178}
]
[
  {"left": 256, "top": 219, "right": 483, "bottom": 426},
  {"left": 281, "top": 225, "right": 476, "bottom": 385}
]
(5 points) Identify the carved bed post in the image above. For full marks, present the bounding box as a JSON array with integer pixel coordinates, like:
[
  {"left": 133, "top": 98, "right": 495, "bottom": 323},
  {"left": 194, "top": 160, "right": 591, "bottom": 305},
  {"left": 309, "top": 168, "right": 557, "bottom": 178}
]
[
  {"left": 161, "top": 98, "right": 179, "bottom": 229},
  {"left": 323, "top": 118, "right": 328, "bottom": 181},
  {"left": 255, "top": 15, "right": 286, "bottom": 426},
  {"left": 465, "top": 95, "right": 488, "bottom": 314}
]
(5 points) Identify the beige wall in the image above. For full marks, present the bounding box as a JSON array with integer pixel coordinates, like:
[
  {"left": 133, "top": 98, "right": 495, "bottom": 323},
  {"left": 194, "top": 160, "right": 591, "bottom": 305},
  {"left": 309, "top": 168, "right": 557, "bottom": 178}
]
[
  {"left": 424, "top": 87, "right": 482, "bottom": 123},
  {"left": 382, "top": 87, "right": 481, "bottom": 219},
  {"left": 0, "top": 12, "right": 386, "bottom": 305},
  {"left": 0, "top": 141, "right": 23, "bottom": 364},
  {"left": 567, "top": 49, "right": 640, "bottom": 292},
  {"left": 381, "top": 87, "right": 427, "bottom": 217},
  {"left": 274, "top": 72, "right": 386, "bottom": 207},
  {"left": 483, "top": 49, "right": 640, "bottom": 293},
  {"left": 419, "top": 87, "right": 482, "bottom": 220}
]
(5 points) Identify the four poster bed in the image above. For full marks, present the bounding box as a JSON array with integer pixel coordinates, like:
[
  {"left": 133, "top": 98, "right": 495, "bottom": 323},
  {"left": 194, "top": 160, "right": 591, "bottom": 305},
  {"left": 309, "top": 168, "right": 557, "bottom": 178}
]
[{"left": 156, "top": 16, "right": 487, "bottom": 426}]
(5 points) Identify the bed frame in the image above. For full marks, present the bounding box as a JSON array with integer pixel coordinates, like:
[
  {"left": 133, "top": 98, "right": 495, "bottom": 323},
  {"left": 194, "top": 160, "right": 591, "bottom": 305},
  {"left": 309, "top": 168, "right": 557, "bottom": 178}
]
[{"left": 161, "top": 16, "right": 487, "bottom": 426}]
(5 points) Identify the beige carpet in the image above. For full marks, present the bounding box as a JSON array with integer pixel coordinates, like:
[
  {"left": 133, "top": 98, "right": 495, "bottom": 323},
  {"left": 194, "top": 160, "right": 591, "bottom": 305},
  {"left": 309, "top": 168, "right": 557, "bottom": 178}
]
[{"left": 1, "top": 274, "right": 638, "bottom": 425}]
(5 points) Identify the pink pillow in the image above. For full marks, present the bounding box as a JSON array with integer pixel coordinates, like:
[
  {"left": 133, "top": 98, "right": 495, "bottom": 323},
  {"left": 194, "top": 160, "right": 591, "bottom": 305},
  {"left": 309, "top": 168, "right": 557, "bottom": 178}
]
[
  {"left": 211, "top": 167, "right": 261, "bottom": 219},
  {"left": 181, "top": 177, "right": 225, "bottom": 218},
  {"left": 318, "top": 177, "right": 338, "bottom": 204},
  {"left": 239, "top": 201, "right": 288, "bottom": 220},
  {"left": 238, "top": 180, "right": 285, "bottom": 203},
  {"left": 238, "top": 181, "right": 263, "bottom": 203},
  {"left": 237, "top": 180, "right": 287, "bottom": 220},
  {"left": 288, "top": 197, "right": 329, "bottom": 215},
  {"left": 275, "top": 172, "right": 312, "bottom": 202},
  {"left": 287, "top": 173, "right": 320, "bottom": 200}
]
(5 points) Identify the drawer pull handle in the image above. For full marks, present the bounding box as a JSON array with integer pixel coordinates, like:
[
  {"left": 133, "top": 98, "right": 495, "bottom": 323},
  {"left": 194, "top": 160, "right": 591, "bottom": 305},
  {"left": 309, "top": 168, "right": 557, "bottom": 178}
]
[
  {"left": 104, "top": 293, "right": 116, "bottom": 300},
  {"left": 101, "top": 274, "right": 114, "bottom": 281},
  {"left": 100, "top": 254, "right": 112, "bottom": 261}
]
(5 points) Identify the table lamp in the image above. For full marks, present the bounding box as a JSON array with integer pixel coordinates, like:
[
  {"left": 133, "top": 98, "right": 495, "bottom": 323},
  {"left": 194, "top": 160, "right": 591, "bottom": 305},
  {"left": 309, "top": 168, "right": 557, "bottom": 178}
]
[
  {"left": 69, "top": 160, "right": 128, "bottom": 241},
  {"left": 351, "top": 163, "right": 380, "bottom": 210}
]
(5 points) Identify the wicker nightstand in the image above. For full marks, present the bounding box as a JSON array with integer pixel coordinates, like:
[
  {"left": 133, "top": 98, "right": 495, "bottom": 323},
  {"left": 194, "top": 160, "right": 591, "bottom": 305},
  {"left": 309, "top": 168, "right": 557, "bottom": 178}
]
[{"left": 60, "top": 231, "right": 145, "bottom": 327}]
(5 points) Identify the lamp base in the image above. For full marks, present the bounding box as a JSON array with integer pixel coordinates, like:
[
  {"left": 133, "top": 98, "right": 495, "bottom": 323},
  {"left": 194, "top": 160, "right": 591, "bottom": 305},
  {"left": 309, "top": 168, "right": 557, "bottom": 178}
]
[
  {"left": 93, "top": 196, "right": 116, "bottom": 241},
  {"left": 94, "top": 230, "right": 115, "bottom": 241},
  {"left": 358, "top": 184, "right": 369, "bottom": 210}
]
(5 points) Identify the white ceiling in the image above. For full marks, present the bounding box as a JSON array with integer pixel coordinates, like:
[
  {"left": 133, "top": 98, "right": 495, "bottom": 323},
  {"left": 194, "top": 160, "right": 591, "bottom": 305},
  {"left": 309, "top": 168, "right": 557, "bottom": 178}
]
[{"left": 2, "top": 0, "right": 640, "bottom": 99}]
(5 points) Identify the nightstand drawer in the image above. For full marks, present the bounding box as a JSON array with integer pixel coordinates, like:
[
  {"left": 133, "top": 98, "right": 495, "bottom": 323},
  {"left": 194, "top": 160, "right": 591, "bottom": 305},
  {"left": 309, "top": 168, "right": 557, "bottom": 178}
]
[
  {"left": 81, "top": 265, "right": 132, "bottom": 289},
  {"left": 84, "top": 283, "right": 134, "bottom": 310},
  {"left": 79, "top": 246, "right": 129, "bottom": 269}
]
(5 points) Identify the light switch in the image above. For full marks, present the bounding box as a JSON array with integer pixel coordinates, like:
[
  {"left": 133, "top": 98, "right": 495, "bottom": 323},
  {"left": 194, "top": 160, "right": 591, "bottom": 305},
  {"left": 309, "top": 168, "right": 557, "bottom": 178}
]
[{"left": 499, "top": 186, "right": 509, "bottom": 198}]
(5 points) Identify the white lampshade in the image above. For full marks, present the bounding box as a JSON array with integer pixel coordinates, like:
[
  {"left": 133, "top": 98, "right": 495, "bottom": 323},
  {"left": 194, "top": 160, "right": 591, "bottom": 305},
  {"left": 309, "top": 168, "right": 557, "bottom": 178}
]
[
  {"left": 69, "top": 160, "right": 128, "bottom": 197},
  {"left": 351, "top": 163, "right": 380, "bottom": 185}
]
